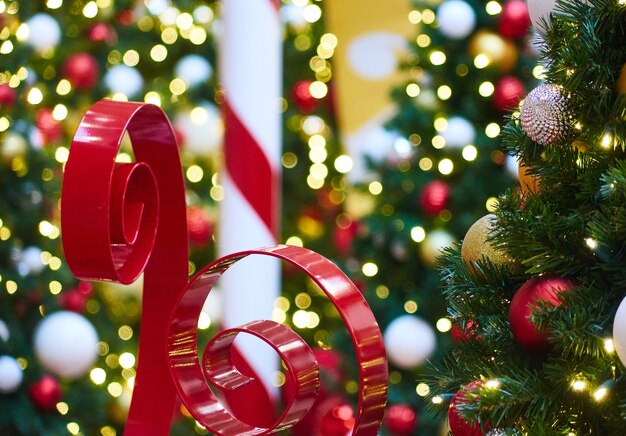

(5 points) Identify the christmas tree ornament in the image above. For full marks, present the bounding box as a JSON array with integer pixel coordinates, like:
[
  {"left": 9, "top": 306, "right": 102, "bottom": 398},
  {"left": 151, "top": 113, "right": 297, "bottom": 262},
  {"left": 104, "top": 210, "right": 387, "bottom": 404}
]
[
  {"left": 175, "top": 54, "right": 213, "bottom": 88},
  {"left": 612, "top": 296, "right": 626, "bottom": 367},
  {"left": 509, "top": 276, "right": 576, "bottom": 349},
  {"left": 318, "top": 402, "right": 355, "bottom": 436},
  {"left": 174, "top": 102, "right": 223, "bottom": 157},
  {"left": 187, "top": 206, "right": 214, "bottom": 247},
  {"left": 34, "top": 311, "right": 99, "bottom": 379},
  {"left": 87, "top": 22, "right": 117, "bottom": 44},
  {"left": 520, "top": 84, "right": 574, "bottom": 145},
  {"left": 384, "top": 315, "right": 436, "bottom": 369},
  {"left": 617, "top": 63, "right": 626, "bottom": 95},
  {"left": 25, "top": 13, "right": 62, "bottom": 51},
  {"left": 63, "top": 53, "right": 99, "bottom": 90},
  {"left": 16, "top": 246, "right": 45, "bottom": 275},
  {"left": 420, "top": 180, "right": 451, "bottom": 216},
  {"left": 385, "top": 403, "right": 417, "bottom": 436},
  {"left": 451, "top": 320, "right": 482, "bottom": 342},
  {"left": 35, "top": 108, "right": 63, "bottom": 144},
  {"left": 469, "top": 31, "right": 518, "bottom": 73},
  {"left": 436, "top": 1, "right": 476, "bottom": 40},
  {"left": 448, "top": 381, "right": 488, "bottom": 436},
  {"left": 462, "top": 214, "right": 511, "bottom": 272},
  {"left": 29, "top": 375, "right": 61, "bottom": 411},
  {"left": 527, "top": 0, "right": 556, "bottom": 30},
  {"left": 292, "top": 80, "right": 318, "bottom": 113},
  {"left": 0, "top": 84, "right": 16, "bottom": 107},
  {"left": 332, "top": 219, "right": 360, "bottom": 255},
  {"left": 0, "top": 319, "right": 8, "bottom": 341},
  {"left": 420, "top": 229, "right": 455, "bottom": 266},
  {"left": 493, "top": 76, "right": 526, "bottom": 112},
  {"left": 58, "top": 288, "right": 88, "bottom": 313},
  {"left": 104, "top": 65, "right": 144, "bottom": 97},
  {"left": 0, "top": 355, "right": 23, "bottom": 393},
  {"left": 442, "top": 116, "right": 476, "bottom": 149},
  {"left": 1, "top": 132, "right": 28, "bottom": 163},
  {"left": 518, "top": 160, "right": 539, "bottom": 195},
  {"left": 498, "top": 1, "right": 532, "bottom": 39}
]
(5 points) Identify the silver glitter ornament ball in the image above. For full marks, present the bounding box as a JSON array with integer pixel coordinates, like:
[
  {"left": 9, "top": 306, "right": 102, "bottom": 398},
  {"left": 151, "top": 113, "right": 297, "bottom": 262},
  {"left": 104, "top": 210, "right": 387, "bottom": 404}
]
[{"left": 520, "top": 84, "right": 573, "bottom": 145}]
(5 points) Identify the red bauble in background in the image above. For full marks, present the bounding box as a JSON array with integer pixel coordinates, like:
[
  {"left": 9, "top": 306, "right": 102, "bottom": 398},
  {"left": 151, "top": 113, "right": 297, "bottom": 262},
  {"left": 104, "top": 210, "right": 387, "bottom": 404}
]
[
  {"left": 29, "top": 375, "right": 62, "bottom": 411},
  {"left": 448, "top": 381, "right": 487, "bottom": 436},
  {"left": 87, "top": 22, "right": 117, "bottom": 44},
  {"left": 509, "top": 275, "right": 576, "bottom": 349},
  {"left": 498, "top": 0, "right": 532, "bottom": 39},
  {"left": 332, "top": 219, "right": 360, "bottom": 255},
  {"left": 451, "top": 320, "right": 482, "bottom": 343},
  {"left": 385, "top": 404, "right": 417, "bottom": 436},
  {"left": 187, "top": 206, "right": 214, "bottom": 247},
  {"left": 63, "top": 53, "right": 99, "bottom": 90},
  {"left": 35, "top": 108, "right": 63, "bottom": 144},
  {"left": 59, "top": 281, "right": 93, "bottom": 313},
  {"left": 292, "top": 80, "right": 318, "bottom": 113},
  {"left": 493, "top": 76, "right": 526, "bottom": 112},
  {"left": 420, "top": 180, "right": 450, "bottom": 216},
  {"left": 319, "top": 402, "right": 355, "bottom": 436},
  {"left": 0, "top": 84, "right": 16, "bottom": 107}
]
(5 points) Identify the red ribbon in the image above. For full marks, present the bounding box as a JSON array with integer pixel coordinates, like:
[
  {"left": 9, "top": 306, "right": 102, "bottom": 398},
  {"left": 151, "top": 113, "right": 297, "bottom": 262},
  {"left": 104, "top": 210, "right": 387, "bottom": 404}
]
[{"left": 61, "top": 100, "right": 388, "bottom": 435}]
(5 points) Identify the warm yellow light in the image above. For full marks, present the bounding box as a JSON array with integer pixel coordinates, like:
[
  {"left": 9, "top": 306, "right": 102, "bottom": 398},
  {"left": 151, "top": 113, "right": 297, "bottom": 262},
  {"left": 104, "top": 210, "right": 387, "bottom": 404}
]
[
  {"left": 52, "top": 104, "right": 68, "bottom": 121},
  {"left": 462, "top": 145, "right": 478, "bottom": 161},
  {"left": 107, "top": 382, "right": 123, "bottom": 397},
  {"left": 16, "top": 23, "right": 30, "bottom": 41},
  {"left": 197, "top": 312, "right": 211, "bottom": 330},
  {"left": 486, "top": 1, "right": 502, "bottom": 15},
  {"left": 56, "top": 79, "right": 71, "bottom": 95},
  {"left": 310, "top": 163, "right": 328, "bottom": 179},
  {"left": 436, "top": 318, "right": 452, "bottom": 332},
  {"left": 67, "top": 422, "right": 80, "bottom": 435},
  {"left": 285, "top": 236, "right": 303, "bottom": 247},
  {"left": 416, "top": 383, "right": 430, "bottom": 396},
  {"left": 55, "top": 147, "right": 69, "bottom": 163},
  {"left": 485, "top": 379, "right": 501, "bottom": 390},
  {"left": 479, "top": 81, "right": 495, "bottom": 97},
  {"left": 404, "top": 301, "right": 418, "bottom": 314},
  {"left": 189, "top": 27, "right": 207, "bottom": 45},
  {"left": 438, "top": 159, "right": 454, "bottom": 175},
  {"left": 49, "top": 281, "right": 63, "bottom": 295},
  {"left": 594, "top": 386, "right": 609, "bottom": 401},
  {"left": 90, "top": 368, "right": 107, "bottom": 385},
  {"left": 176, "top": 12, "right": 193, "bottom": 30},
  {"left": 533, "top": 65, "right": 547, "bottom": 80},
  {"left": 309, "top": 81, "right": 328, "bottom": 99},
  {"left": 334, "top": 155, "right": 353, "bottom": 174},
  {"left": 161, "top": 27, "right": 178, "bottom": 44},
  {"left": 486, "top": 197, "right": 499, "bottom": 212},
  {"left": 0, "top": 117, "right": 9, "bottom": 132},
  {"left": 406, "top": 83, "right": 421, "bottom": 97},
  {"left": 369, "top": 181, "right": 383, "bottom": 195},
  {"left": 151, "top": 44, "right": 168, "bottom": 62},
  {"left": 144, "top": 91, "right": 161, "bottom": 106},
  {"left": 292, "top": 310, "right": 311, "bottom": 329},
  {"left": 408, "top": 10, "right": 422, "bottom": 24},
  {"left": 362, "top": 262, "right": 378, "bottom": 277},
  {"left": 303, "top": 4, "right": 322, "bottom": 23},
  {"left": 83, "top": 1, "right": 98, "bottom": 18},
  {"left": 306, "top": 175, "right": 324, "bottom": 190},
  {"left": 572, "top": 379, "right": 587, "bottom": 391},
  {"left": 123, "top": 50, "right": 139, "bottom": 67},
  {"left": 474, "top": 54, "right": 490, "bottom": 69},
  {"left": 419, "top": 158, "right": 433, "bottom": 171},
  {"left": 432, "top": 135, "right": 446, "bottom": 149},
  {"left": 601, "top": 133, "right": 613, "bottom": 149},
  {"left": 604, "top": 338, "right": 615, "bottom": 353},
  {"left": 437, "top": 85, "right": 452, "bottom": 100},
  {"left": 56, "top": 402, "right": 69, "bottom": 415},
  {"left": 46, "top": 0, "right": 63, "bottom": 9},
  {"left": 416, "top": 34, "right": 431, "bottom": 48},
  {"left": 186, "top": 165, "right": 204, "bottom": 183},
  {"left": 430, "top": 51, "right": 446, "bottom": 66},
  {"left": 586, "top": 238, "right": 598, "bottom": 250},
  {"left": 485, "top": 123, "right": 501, "bottom": 138},
  {"left": 411, "top": 226, "right": 426, "bottom": 243},
  {"left": 431, "top": 396, "right": 443, "bottom": 405},
  {"left": 6, "top": 281, "right": 17, "bottom": 295},
  {"left": 434, "top": 117, "right": 447, "bottom": 132},
  {"left": 422, "top": 9, "right": 435, "bottom": 24},
  {"left": 309, "top": 147, "right": 327, "bottom": 163},
  {"left": 27, "top": 88, "right": 44, "bottom": 105}
]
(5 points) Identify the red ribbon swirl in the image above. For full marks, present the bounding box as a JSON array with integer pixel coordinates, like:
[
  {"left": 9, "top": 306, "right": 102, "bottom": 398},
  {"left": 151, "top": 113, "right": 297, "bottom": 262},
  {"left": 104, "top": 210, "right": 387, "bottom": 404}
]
[{"left": 61, "top": 100, "right": 388, "bottom": 435}]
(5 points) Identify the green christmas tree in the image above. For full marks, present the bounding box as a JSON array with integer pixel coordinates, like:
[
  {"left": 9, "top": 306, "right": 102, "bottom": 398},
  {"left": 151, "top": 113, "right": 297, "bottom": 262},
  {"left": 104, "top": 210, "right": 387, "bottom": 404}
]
[
  {"left": 343, "top": 0, "right": 538, "bottom": 434},
  {"left": 429, "top": 0, "right": 626, "bottom": 434}
]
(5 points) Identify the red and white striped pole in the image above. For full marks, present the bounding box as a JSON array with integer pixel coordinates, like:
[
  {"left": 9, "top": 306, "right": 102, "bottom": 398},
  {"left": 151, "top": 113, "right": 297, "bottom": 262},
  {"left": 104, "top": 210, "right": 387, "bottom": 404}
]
[{"left": 218, "top": 0, "right": 282, "bottom": 419}]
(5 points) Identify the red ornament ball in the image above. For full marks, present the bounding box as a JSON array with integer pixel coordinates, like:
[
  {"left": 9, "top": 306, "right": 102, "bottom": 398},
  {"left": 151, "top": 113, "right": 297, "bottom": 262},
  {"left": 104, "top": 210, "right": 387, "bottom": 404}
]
[
  {"left": 292, "top": 80, "right": 318, "bottom": 113},
  {"left": 509, "top": 275, "right": 576, "bottom": 349},
  {"left": 59, "top": 282, "right": 92, "bottom": 313},
  {"left": 35, "top": 108, "right": 63, "bottom": 144},
  {"left": 332, "top": 220, "right": 360, "bottom": 255},
  {"left": 319, "top": 402, "right": 355, "bottom": 436},
  {"left": 385, "top": 404, "right": 417, "bottom": 436},
  {"left": 0, "top": 84, "right": 16, "bottom": 107},
  {"left": 420, "top": 180, "right": 451, "bottom": 216},
  {"left": 63, "top": 53, "right": 99, "bottom": 90},
  {"left": 187, "top": 206, "right": 213, "bottom": 247},
  {"left": 451, "top": 320, "right": 482, "bottom": 343},
  {"left": 29, "top": 375, "right": 61, "bottom": 411},
  {"left": 498, "top": 0, "right": 532, "bottom": 39},
  {"left": 87, "top": 23, "right": 117, "bottom": 44},
  {"left": 493, "top": 76, "right": 526, "bottom": 112},
  {"left": 448, "top": 381, "right": 488, "bottom": 436}
]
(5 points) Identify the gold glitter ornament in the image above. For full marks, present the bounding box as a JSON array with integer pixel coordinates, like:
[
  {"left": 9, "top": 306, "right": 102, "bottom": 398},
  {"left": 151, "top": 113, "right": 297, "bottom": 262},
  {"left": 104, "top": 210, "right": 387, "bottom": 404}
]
[
  {"left": 469, "top": 30, "right": 518, "bottom": 73},
  {"left": 520, "top": 84, "right": 574, "bottom": 145},
  {"left": 461, "top": 214, "right": 511, "bottom": 273},
  {"left": 1, "top": 132, "right": 28, "bottom": 164}
]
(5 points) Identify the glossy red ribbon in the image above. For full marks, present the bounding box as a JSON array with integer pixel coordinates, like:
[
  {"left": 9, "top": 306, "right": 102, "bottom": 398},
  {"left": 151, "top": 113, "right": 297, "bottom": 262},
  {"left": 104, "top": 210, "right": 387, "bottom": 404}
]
[{"left": 61, "top": 100, "right": 388, "bottom": 435}]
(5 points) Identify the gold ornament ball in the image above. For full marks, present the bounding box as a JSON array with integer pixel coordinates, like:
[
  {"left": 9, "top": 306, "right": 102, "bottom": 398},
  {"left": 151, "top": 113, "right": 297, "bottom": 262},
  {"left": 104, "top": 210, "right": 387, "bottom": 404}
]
[
  {"left": 420, "top": 229, "right": 456, "bottom": 266},
  {"left": 461, "top": 214, "right": 511, "bottom": 273},
  {"left": 618, "top": 63, "right": 626, "bottom": 95},
  {"left": 469, "top": 31, "right": 518, "bottom": 73},
  {"left": 1, "top": 132, "right": 28, "bottom": 164}
]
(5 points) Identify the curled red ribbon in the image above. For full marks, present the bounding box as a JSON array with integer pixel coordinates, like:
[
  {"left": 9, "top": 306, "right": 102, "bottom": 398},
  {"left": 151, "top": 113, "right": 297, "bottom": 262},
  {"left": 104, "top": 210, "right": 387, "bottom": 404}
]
[{"left": 61, "top": 100, "right": 388, "bottom": 435}]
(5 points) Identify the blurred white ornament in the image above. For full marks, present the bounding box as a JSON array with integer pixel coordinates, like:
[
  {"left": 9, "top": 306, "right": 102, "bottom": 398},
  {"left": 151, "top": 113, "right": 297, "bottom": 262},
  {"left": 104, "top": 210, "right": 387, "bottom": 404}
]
[
  {"left": 29, "top": 127, "right": 45, "bottom": 149},
  {"left": 613, "top": 296, "right": 626, "bottom": 367},
  {"left": 281, "top": 4, "right": 308, "bottom": 29},
  {"left": 347, "top": 32, "right": 407, "bottom": 80},
  {"left": 384, "top": 315, "right": 436, "bottom": 369},
  {"left": 175, "top": 55, "right": 213, "bottom": 88},
  {"left": 0, "top": 355, "right": 23, "bottom": 393},
  {"left": 104, "top": 65, "right": 144, "bottom": 97},
  {"left": 0, "top": 319, "right": 8, "bottom": 342},
  {"left": 361, "top": 126, "right": 400, "bottom": 163},
  {"left": 527, "top": 0, "right": 557, "bottom": 30},
  {"left": 17, "top": 246, "right": 44, "bottom": 275},
  {"left": 441, "top": 116, "right": 476, "bottom": 149},
  {"left": 175, "top": 103, "right": 223, "bottom": 157},
  {"left": 437, "top": 1, "right": 476, "bottom": 40},
  {"left": 505, "top": 156, "right": 520, "bottom": 179},
  {"left": 420, "top": 229, "right": 455, "bottom": 266},
  {"left": 25, "top": 14, "right": 62, "bottom": 51},
  {"left": 34, "top": 311, "right": 99, "bottom": 380}
]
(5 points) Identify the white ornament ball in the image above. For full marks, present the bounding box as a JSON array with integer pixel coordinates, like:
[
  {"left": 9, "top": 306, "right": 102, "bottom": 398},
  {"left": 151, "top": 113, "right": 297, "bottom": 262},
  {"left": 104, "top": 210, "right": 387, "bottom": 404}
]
[
  {"left": 436, "top": 1, "right": 477, "bottom": 40},
  {"left": 18, "top": 246, "right": 45, "bottom": 275},
  {"left": 613, "top": 296, "right": 626, "bottom": 367},
  {"left": 420, "top": 229, "right": 456, "bottom": 266},
  {"left": 0, "top": 319, "right": 8, "bottom": 342},
  {"left": 441, "top": 116, "right": 476, "bottom": 149},
  {"left": 0, "top": 355, "right": 23, "bottom": 393},
  {"left": 384, "top": 315, "right": 436, "bottom": 369},
  {"left": 34, "top": 311, "right": 99, "bottom": 380},
  {"left": 25, "top": 14, "right": 62, "bottom": 52},
  {"left": 527, "top": 0, "right": 556, "bottom": 30},
  {"left": 175, "top": 103, "right": 223, "bottom": 157},
  {"left": 104, "top": 65, "right": 144, "bottom": 97},
  {"left": 175, "top": 55, "right": 213, "bottom": 88}
]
